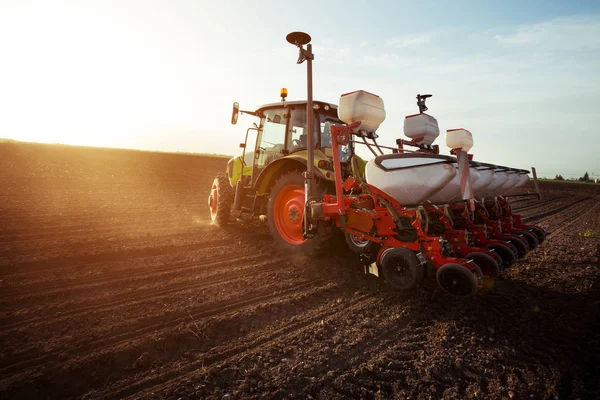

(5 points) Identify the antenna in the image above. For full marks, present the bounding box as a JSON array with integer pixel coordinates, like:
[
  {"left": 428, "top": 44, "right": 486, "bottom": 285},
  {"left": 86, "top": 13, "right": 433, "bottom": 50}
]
[{"left": 416, "top": 93, "right": 432, "bottom": 113}]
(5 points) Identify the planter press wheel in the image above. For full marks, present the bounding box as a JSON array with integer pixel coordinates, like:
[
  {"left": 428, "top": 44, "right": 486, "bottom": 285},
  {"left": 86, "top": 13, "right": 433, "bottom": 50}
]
[
  {"left": 516, "top": 230, "right": 539, "bottom": 250},
  {"left": 436, "top": 263, "right": 478, "bottom": 297},
  {"left": 490, "top": 250, "right": 505, "bottom": 272},
  {"left": 504, "top": 235, "right": 528, "bottom": 259},
  {"left": 345, "top": 232, "right": 379, "bottom": 260},
  {"left": 465, "top": 252, "right": 500, "bottom": 278},
  {"left": 526, "top": 226, "right": 547, "bottom": 244},
  {"left": 378, "top": 247, "right": 425, "bottom": 291},
  {"left": 486, "top": 243, "right": 516, "bottom": 270}
]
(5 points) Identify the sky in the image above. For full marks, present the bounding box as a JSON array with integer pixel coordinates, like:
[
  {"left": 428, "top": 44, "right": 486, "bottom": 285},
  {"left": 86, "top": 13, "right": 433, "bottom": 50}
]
[{"left": 0, "top": 0, "right": 599, "bottom": 179}]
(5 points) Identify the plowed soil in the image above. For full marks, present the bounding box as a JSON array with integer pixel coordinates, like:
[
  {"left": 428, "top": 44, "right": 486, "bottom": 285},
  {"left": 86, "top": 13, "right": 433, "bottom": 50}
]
[{"left": 1, "top": 142, "right": 599, "bottom": 400}]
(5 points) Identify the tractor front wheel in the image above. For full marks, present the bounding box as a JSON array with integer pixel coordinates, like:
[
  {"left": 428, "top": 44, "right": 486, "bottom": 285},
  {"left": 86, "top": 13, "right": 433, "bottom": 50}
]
[
  {"left": 267, "top": 171, "right": 331, "bottom": 255},
  {"left": 208, "top": 173, "right": 234, "bottom": 226}
]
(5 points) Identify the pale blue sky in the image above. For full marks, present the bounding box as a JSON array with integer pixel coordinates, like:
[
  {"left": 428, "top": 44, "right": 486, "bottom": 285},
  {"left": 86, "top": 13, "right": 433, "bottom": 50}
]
[{"left": 0, "top": 0, "right": 599, "bottom": 178}]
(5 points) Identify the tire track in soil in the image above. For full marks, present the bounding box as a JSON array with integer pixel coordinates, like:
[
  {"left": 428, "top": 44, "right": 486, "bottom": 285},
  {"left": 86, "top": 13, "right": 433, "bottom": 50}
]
[
  {"left": 112, "top": 293, "right": 379, "bottom": 400},
  {"left": 1, "top": 281, "right": 349, "bottom": 399},
  {"left": 0, "top": 211, "right": 209, "bottom": 229},
  {"left": 0, "top": 237, "right": 234, "bottom": 274},
  {"left": 0, "top": 220, "right": 204, "bottom": 243},
  {"left": 1, "top": 259, "right": 292, "bottom": 376},
  {"left": 0, "top": 277, "right": 329, "bottom": 377},
  {"left": 0, "top": 231, "right": 226, "bottom": 265},
  {"left": 0, "top": 255, "right": 279, "bottom": 333},
  {"left": 0, "top": 247, "right": 262, "bottom": 300},
  {"left": 140, "top": 293, "right": 434, "bottom": 400},
  {"left": 327, "top": 324, "right": 451, "bottom": 399}
]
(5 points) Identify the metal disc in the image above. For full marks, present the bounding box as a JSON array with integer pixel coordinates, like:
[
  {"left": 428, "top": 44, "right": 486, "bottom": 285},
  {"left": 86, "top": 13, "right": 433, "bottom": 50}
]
[{"left": 286, "top": 31, "right": 311, "bottom": 46}]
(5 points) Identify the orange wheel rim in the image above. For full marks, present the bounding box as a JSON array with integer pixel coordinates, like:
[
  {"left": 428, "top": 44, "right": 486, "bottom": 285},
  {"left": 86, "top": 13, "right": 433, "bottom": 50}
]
[
  {"left": 209, "top": 182, "right": 218, "bottom": 220},
  {"left": 273, "top": 184, "right": 306, "bottom": 245}
]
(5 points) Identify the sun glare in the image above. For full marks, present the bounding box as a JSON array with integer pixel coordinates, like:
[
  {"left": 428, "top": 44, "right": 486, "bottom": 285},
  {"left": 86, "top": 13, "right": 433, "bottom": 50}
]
[{"left": 0, "top": 4, "right": 221, "bottom": 151}]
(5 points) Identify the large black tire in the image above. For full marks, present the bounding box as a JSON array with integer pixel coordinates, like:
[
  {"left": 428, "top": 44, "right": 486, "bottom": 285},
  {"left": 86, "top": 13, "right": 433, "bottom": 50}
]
[
  {"left": 208, "top": 173, "right": 234, "bottom": 226},
  {"left": 486, "top": 243, "right": 516, "bottom": 270},
  {"left": 267, "top": 171, "right": 331, "bottom": 255},
  {"left": 517, "top": 230, "right": 539, "bottom": 250},
  {"left": 378, "top": 247, "right": 425, "bottom": 291},
  {"left": 465, "top": 252, "right": 500, "bottom": 278},
  {"left": 526, "top": 226, "right": 547, "bottom": 244},
  {"left": 436, "top": 263, "right": 478, "bottom": 297}
]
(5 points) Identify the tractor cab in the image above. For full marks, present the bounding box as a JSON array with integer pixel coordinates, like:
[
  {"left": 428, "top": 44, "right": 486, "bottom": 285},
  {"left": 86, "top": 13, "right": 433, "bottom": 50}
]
[
  {"left": 230, "top": 97, "right": 346, "bottom": 180},
  {"left": 247, "top": 100, "right": 344, "bottom": 174},
  {"left": 219, "top": 93, "right": 349, "bottom": 225}
]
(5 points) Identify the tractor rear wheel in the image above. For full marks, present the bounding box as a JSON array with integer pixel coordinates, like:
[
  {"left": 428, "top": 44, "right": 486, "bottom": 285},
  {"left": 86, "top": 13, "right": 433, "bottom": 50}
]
[
  {"left": 267, "top": 171, "right": 331, "bottom": 255},
  {"left": 378, "top": 247, "right": 425, "bottom": 291},
  {"left": 436, "top": 263, "right": 478, "bottom": 297},
  {"left": 208, "top": 173, "right": 234, "bottom": 226}
]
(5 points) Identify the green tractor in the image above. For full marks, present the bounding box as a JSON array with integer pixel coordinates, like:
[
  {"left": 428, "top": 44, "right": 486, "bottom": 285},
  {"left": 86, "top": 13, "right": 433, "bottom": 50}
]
[{"left": 208, "top": 90, "right": 363, "bottom": 254}]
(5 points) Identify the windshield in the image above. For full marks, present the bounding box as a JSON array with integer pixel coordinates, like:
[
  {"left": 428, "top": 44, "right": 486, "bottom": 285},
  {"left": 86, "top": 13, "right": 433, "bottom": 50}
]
[
  {"left": 319, "top": 113, "right": 350, "bottom": 163},
  {"left": 256, "top": 104, "right": 351, "bottom": 162},
  {"left": 285, "top": 106, "right": 350, "bottom": 161}
]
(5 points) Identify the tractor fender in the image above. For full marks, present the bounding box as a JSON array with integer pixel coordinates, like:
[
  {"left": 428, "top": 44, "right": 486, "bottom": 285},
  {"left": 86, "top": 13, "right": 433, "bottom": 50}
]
[
  {"left": 254, "top": 156, "right": 327, "bottom": 194},
  {"left": 226, "top": 155, "right": 244, "bottom": 186}
]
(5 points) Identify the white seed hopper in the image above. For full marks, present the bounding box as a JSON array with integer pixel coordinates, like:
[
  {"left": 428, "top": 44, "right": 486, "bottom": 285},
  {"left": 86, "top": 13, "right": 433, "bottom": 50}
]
[
  {"left": 365, "top": 154, "right": 457, "bottom": 205},
  {"left": 475, "top": 164, "right": 530, "bottom": 197}
]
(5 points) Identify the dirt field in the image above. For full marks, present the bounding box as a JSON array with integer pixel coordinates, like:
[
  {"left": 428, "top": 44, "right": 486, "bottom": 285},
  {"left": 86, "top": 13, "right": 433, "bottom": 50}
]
[{"left": 1, "top": 142, "right": 599, "bottom": 400}]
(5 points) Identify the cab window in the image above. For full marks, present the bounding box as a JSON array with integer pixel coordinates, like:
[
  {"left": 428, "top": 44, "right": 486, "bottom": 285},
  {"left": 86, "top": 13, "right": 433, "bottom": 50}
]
[
  {"left": 256, "top": 108, "right": 287, "bottom": 167},
  {"left": 289, "top": 107, "right": 318, "bottom": 151}
]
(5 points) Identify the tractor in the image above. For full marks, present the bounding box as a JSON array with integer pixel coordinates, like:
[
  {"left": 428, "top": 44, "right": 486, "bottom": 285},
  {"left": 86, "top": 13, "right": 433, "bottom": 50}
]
[{"left": 208, "top": 93, "right": 351, "bottom": 255}]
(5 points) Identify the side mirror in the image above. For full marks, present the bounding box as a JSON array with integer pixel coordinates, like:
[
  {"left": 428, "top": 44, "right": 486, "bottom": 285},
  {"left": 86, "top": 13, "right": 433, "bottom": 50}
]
[
  {"left": 231, "top": 102, "right": 240, "bottom": 125},
  {"left": 239, "top": 143, "right": 246, "bottom": 148}
]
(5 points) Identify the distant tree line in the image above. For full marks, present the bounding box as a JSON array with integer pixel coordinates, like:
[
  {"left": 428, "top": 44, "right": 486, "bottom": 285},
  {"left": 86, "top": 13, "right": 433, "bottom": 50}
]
[{"left": 553, "top": 172, "right": 596, "bottom": 182}]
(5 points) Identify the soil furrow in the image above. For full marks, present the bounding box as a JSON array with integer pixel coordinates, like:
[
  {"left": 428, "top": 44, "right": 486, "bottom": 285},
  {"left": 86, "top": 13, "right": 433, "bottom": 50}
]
[
  {"left": 0, "top": 249, "right": 264, "bottom": 299},
  {"left": 0, "top": 258, "right": 282, "bottom": 333},
  {"left": 0, "top": 278, "right": 327, "bottom": 376}
]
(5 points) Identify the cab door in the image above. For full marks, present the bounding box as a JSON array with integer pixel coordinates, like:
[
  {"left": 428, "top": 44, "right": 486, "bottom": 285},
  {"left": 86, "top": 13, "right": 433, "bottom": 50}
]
[{"left": 252, "top": 107, "right": 288, "bottom": 184}]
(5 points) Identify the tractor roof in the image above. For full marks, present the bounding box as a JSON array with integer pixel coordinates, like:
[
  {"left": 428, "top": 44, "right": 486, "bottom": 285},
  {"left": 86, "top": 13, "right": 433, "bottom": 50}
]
[{"left": 256, "top": 100, "right": 338, "bottom": 113}]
